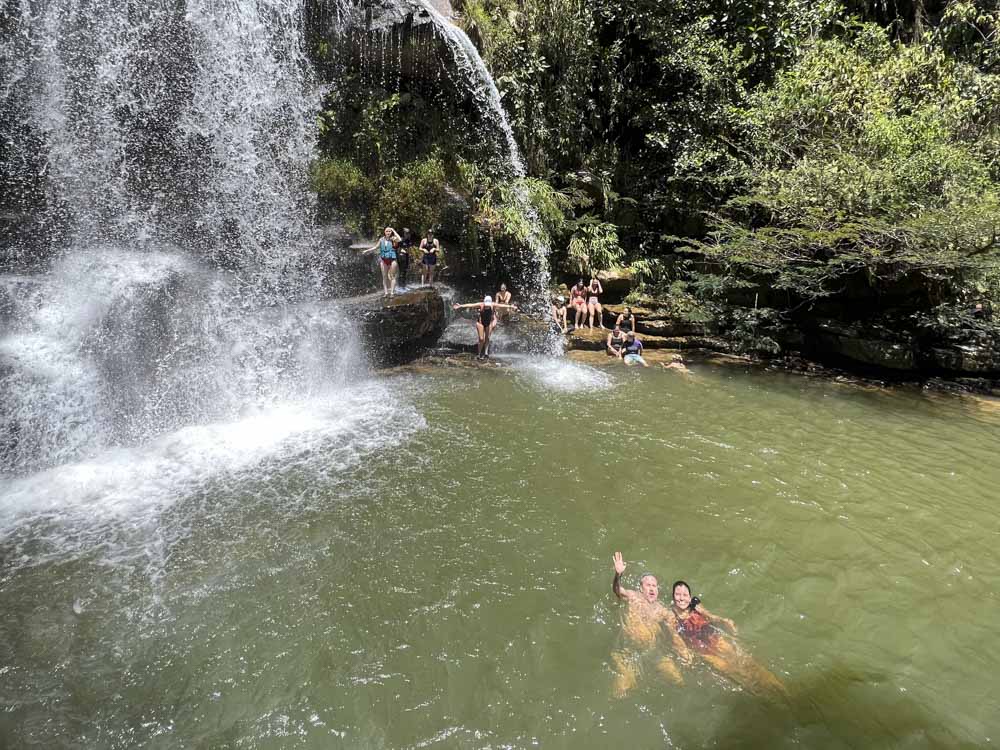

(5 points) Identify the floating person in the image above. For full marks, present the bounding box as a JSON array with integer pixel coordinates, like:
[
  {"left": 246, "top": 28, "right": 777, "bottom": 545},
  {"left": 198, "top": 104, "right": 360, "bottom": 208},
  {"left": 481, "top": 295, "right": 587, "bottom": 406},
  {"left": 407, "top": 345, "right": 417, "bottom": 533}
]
[
  {"left": 420, "top": 229, "right": 440, "bottom": 287},
  {"left": 587, "top": 275, "right": 604, "bottom": 329},
  {"left": 551, "top": 295, "right": 568, "bottom": 334},
  {"left": 397, "top": 227, "right": 414, "bottom": 289},
  {"left": 570, "top": 279, "right": 588, "bottom": 330},
  {"left": 495, "top": 283, "right": 513, "bottom": 323},
  {"left": 610, "top": 552, "right": 690, "bottom": 697},
  {"left": 669, "top": 580, "right": 788, "bottom": 698},
  {"left": 615, "top": 305, "right": 636, "bottom": 333},
  {"left": 606, "top": 324, "right": 626, "bottom": 358},
  {"left": 362, "top": 226, "right": 401, "bottom": 297},
  {"left": 622, "top": 331, "right": 648, "bottom": 367},
  {"left": 660, "top": 353, "right": 690, "bottom": 373},
  {"left": 453, "top": 295, "right": 518, "bottom": 360}
]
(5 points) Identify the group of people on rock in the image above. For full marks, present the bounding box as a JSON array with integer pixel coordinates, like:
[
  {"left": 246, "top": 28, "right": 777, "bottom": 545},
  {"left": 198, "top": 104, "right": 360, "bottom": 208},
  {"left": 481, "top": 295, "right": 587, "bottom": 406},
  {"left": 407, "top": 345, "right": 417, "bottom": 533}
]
[
  {"left": 362, "top": 226, "right": 441, "bottom": 297},
  {"left": 611, "top": 552, "right": 786, "bottom": 699},
  {"left": 550, "top": 277, "right": 606, "bottom": 332},
  {"left": 453, "top": 284, "right": 517, "bottom": 360}
]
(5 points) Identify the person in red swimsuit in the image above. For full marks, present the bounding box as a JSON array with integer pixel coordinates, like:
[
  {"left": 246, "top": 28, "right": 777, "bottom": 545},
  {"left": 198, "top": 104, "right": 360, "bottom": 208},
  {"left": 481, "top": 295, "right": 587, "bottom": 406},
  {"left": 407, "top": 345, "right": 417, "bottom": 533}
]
[
  {"left": 670, "top": 581, "right": 788, "bottom": 697},
  {"left": 570, "top": 279, "right": 587, "bottom": 330}
]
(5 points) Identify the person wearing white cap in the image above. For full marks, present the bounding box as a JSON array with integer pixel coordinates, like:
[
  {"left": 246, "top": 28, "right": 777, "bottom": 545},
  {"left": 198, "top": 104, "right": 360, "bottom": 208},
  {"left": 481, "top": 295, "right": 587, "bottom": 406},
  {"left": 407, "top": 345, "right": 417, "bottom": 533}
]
[
  {"left": 452, "top": 295, "right": 518, "bottom": 359},
  {"left": 551, "top": 295, "right": 568, "bottom": 334}
]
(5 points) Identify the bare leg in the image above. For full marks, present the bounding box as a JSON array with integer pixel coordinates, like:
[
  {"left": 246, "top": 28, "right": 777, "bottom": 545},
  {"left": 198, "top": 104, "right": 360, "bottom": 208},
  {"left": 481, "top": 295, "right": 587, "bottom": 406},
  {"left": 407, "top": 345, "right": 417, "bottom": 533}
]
[
  {"left": 596, "top": 303, "right": 604, "bottom": 328},
  {"left": 379, "top": 263, "right": 390, "bottom": 295},
  {"left": 656, "top": 655, "right": 684, "bottom": 686},
  {"left": 612, "top": 651, "right": 638, "bottom": 699},
  {"left": 701, "top": 639, "right": 787, "bottom": 698},
  {"left": 475, "top": 322, "right": 485, "bottom": 357},
  {"left": 588, "top": 303, "right": 596, "bottom": 328},
  {"left": 484, "top": 320, "right": 497, "bottom": 357},
  {"left": 428, "top": 266, "right": 435, "bottom": 287},
  {"left": 389, "top": 261, "right": 398, "bottom": 296}
]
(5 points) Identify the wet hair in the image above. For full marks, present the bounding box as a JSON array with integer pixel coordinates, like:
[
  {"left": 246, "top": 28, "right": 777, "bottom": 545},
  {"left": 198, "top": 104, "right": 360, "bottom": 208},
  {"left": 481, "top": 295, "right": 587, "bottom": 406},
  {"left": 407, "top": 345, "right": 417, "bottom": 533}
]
[
  {"left": 624, "top": 306, "right": 632, "bottom": 315},
  {"left": 640, "top": 573, "right": 657, "bottom": 585},
  {"left": 672, "top": 581, "right": 700, "bottom": 610},
  {"left": 627, "top": 331, "right": 636, "bottom": 337},
  {"left": 500, "top": 283, "right": 507, "bottom": 291},
  {"left": 577, "top": 279, "right": 584, "bottom": 286}
]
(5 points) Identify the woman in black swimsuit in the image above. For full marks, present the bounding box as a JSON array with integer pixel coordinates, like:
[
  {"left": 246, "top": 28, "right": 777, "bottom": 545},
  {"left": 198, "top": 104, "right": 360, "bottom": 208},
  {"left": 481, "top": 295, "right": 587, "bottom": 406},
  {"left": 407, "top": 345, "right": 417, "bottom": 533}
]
[{"left": 453, "top": 295, "right": 518, "bottom": 359}]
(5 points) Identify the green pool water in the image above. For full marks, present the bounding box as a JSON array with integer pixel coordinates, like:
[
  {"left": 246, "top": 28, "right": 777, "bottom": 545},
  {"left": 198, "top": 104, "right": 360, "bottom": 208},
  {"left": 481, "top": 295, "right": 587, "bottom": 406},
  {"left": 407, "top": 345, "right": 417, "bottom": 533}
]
[{"left": 2, "top": 356, "right": 998, "bottom": 748}]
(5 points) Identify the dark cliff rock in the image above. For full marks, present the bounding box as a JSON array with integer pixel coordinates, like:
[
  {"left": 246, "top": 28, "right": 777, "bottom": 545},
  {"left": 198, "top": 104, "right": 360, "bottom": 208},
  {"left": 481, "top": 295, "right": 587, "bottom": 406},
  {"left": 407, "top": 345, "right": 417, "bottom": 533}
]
[{"left": 339, "top": 287, "right": 447, "bottom": 364}]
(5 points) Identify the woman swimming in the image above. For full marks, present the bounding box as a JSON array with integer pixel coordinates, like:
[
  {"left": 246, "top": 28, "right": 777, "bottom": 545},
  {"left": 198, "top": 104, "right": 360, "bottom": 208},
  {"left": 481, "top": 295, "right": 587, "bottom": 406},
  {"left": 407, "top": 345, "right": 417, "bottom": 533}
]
[
  {"left": 453, "top": 296, "right": 518, "bottom": 359},
  {"left": 669, "top": 581, "right": 787, "bottom": 697}
]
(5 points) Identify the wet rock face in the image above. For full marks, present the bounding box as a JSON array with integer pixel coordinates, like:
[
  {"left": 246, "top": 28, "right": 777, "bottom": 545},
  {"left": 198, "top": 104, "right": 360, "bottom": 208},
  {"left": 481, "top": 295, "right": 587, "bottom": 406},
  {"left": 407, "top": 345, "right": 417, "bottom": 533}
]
[
  {"left": 599, "top": 304, "right": 718, "bottom": 338},
  {"left": 339, "top": 287, "right": 447, "bottom": 365}
]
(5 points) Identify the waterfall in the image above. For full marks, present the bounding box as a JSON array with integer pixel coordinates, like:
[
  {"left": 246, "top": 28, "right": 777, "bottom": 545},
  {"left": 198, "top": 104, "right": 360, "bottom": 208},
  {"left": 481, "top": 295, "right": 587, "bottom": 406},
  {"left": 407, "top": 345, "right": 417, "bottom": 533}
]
[{"left": 0, "top": 0, "right": 357, "bottom": 478}]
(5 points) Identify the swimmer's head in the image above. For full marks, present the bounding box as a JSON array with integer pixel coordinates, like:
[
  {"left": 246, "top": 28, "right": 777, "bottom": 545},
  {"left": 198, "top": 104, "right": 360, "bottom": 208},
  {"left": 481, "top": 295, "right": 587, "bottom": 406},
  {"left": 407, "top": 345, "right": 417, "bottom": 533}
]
[
  {"left": 672, "top": 580, "right": 693, "bottom": 609},
  {"left": 639, "top": 573, "right": 659, "bottom": 602},
  {"left": 557, "top": 295, "right": 565, "bottom": 304},
  {"left": 500, "top": 283, "right": 507, "bottom": 292},
  {"left": 483, "top": 295, "right": 493, "bottom": 305}
]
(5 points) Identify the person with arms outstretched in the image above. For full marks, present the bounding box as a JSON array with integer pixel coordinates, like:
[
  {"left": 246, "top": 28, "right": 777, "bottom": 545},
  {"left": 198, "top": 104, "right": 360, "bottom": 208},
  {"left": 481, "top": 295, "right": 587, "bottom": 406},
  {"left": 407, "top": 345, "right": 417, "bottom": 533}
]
[
  {"left": 453, "top": 295, "right": 517, "bottom": 359},
  {"left": 609, "top": 552, "right": 690, "bottom": 697}
]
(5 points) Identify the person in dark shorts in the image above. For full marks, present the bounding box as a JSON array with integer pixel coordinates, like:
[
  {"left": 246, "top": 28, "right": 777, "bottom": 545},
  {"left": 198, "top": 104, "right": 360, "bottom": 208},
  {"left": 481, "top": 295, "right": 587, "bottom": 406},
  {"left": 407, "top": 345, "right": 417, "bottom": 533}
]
[
  {"left": 452, "top": 295, "right": 517, "bottom": 359},
  {"left": 420, "top": 229, "right": 440, "bottom": 287},
  {"left": 397, "top": 227, "right": 414, "bottom": 289}
]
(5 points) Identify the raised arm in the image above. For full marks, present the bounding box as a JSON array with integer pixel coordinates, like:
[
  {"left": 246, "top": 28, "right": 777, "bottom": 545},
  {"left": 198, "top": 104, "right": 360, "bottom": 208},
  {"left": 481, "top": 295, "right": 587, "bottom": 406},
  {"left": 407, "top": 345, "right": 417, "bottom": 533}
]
[
  {"left": 452, "top": 303, "right": 480, "bottom": 310},
  {"left": 612, "top": 552, "right": 635, "bottom": 600}
]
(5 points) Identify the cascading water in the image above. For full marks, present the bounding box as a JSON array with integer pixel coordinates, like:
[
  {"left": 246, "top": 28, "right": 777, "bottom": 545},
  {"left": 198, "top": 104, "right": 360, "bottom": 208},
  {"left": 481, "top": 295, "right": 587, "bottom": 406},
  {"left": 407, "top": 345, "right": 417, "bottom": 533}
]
[{"left": 0, "top": 0, "right": 407, "bottom": 520}]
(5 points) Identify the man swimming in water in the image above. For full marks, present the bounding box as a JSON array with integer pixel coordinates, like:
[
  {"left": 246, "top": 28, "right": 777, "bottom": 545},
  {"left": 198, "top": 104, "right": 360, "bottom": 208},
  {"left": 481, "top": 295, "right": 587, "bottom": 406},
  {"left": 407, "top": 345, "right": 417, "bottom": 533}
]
[{"left": 610, "top": 552, "right": 691, "bottom": 697}]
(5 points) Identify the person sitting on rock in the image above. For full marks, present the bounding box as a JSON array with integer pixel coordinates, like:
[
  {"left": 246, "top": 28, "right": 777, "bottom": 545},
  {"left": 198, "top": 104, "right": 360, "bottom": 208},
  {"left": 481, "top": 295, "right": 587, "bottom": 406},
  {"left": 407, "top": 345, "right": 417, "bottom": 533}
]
[
  {"left": 607, "top": 324, "right": 626, "bottom": 358},
  {"left": 362, "top": 226, "right": 401, "bottom": 297},
  {"left": 615, "top": 306, "right": 636, "bottom": 333},
  {"left": 570, "top": 279, "right": 588, "bottom": 330},
  {"left": 420, "top": 229, "right": 440, "bottom": 287},
  {"left": 551, "top": 296, "right": 568, "bottom": 334},
  {"left": 587, "top": 276, "right": 604, "bottom": 330},
  {"left": 453, "top": 295, "right": 518, "bottom": 360},
  {"left": 622, "top": 331, "right": 648, "bottom": 367},
  {"left": 495, "top": 283, "right": 513, "bottom": 323}
]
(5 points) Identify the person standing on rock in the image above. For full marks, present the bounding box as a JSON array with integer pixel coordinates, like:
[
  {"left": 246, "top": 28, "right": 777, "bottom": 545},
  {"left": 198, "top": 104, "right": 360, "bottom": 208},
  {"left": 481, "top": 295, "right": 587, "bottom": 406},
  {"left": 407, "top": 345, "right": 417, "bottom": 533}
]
[
  {"left": 363, "top": 226, "right": 401, "bottom": 297},
  {"left": 587, "top": 276, "right": 604, "bottom": 329},
  {"left": 420, "top": 229, "right": 440, "bottom": 287},
  {"left": 610, "top": 552, "right": 690, "bottom": 697},
  {"left": 452, "top": 295, "right": 517, "bottom": 360},
  {"left": 397, "top": 227, "right": 414, "bottom": 289},
  {"left": 495, "top": 283, "right": 513, "bottom": 323},
  {"left": 622, "top": 331, "right": 648, "bottom": 367}
]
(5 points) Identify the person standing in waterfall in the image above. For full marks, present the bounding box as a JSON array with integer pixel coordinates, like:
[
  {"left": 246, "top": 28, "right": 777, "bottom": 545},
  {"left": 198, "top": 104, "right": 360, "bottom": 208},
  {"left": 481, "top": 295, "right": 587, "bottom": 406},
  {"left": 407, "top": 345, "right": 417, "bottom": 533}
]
[
  {"left": 452, "top": 295, "right": 517, "bottom": 359},
  {"left": 420, "top": 229, "right": 440, "bottom": 287},
  {"left": 495, "top": 283, "right": 513, "bottom": 323},
  {"left": 397, "top": 227, "right": 414, "bottom": 289},
  {"left": 363, "top": 226, "right": 402, "bottom": 297}
]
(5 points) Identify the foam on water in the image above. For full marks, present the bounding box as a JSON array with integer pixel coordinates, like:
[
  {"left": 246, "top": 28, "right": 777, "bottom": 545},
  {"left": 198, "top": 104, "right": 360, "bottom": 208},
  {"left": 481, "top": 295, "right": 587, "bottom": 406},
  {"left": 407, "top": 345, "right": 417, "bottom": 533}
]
[
  {"left": 511, "top": 355, "right": 615, "bottom": 393},
  {"left": 0, "top": 381, "right": 424, "bottom": 567}
]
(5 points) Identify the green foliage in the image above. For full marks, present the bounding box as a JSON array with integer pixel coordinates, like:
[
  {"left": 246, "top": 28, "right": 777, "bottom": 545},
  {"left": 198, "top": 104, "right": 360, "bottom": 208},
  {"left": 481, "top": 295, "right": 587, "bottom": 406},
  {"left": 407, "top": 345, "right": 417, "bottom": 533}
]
[
  {"left": 686, "top": 24, "right": 1000, "bottom": 300},
  {"left": 373, "top": 156, "right": 450, "bottom": 236},
  {"left": 566, "top": 218, "right": 624, "bottom": 274}
]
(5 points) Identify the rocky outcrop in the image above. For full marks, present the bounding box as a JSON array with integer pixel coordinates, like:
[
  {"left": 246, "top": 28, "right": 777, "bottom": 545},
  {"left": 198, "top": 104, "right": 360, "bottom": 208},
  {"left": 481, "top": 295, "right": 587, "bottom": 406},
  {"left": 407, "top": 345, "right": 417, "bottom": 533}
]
[
  {"left": 339, "top": 287, "right": 447, "bottom": 364},
  {"left": 806, "top": 319, "right": 917, "bottom": 371},
  {"left": 600, "top": 304, "right": 718, "bottom": 337},
  {"left": 595, "top": 268, "right": 633, "bottom": 303},
  {"left": 564, "top": 325, "right": 731, "bottom": 352}
]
